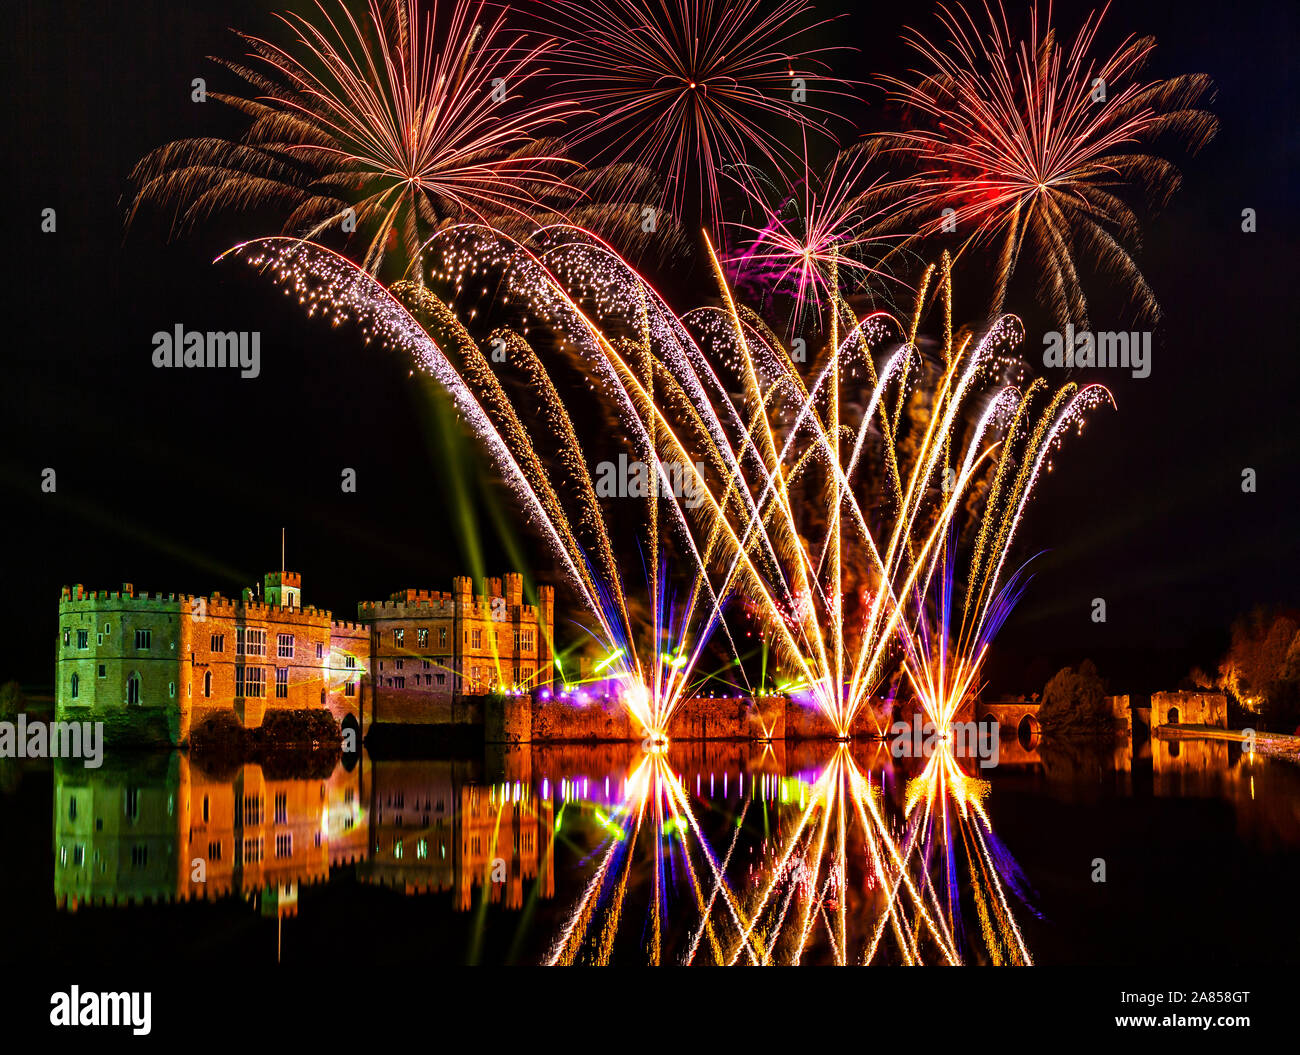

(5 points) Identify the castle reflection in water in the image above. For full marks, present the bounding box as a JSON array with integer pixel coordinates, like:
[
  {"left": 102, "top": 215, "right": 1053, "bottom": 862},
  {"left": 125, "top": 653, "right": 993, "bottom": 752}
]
[
  {"left": 50, "top": 728, "right": 1299, "bottom": 931},
  {"left": 52, "top": 752, "right": 556, "bottom": 918}
]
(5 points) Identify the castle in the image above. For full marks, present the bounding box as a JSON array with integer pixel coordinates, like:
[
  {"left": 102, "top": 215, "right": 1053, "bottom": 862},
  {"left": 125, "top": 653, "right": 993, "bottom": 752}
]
[{"left": 55, "top": 570, "right": 555, "bottom": 746}]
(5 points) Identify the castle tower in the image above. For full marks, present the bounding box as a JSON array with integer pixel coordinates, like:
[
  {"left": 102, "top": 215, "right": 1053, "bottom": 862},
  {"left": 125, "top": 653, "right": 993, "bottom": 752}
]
[
  {"left": 263, "top": 531, "right": 301, "bottom": 608},
  {"left": 537, "top": 585, "right": 555, "bottom": 691},
  {"left": 264, "top": 571, "right": 301, "bottom": 609}
]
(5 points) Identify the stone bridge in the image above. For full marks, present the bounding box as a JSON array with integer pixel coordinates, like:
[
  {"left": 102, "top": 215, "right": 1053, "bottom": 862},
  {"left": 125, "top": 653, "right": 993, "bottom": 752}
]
[{"left": 975, "top": 698, "right": 1041, "bottom": 744}]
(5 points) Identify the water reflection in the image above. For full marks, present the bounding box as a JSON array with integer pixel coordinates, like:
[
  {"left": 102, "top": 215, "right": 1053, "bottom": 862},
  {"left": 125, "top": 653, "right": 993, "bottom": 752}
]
[{"left": 41, "top": 731, "right": 1300, "bottom": 964}]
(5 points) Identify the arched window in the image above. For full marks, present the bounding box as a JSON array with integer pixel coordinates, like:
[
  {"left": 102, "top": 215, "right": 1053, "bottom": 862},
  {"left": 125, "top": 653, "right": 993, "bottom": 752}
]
[
  {"left": 203, "top": 671, "right": 212, "bottom": 698},
  {"left": 70, "top": 673, "right": 79, "bottom": 699},
  {"left": 127, "top": 672, "right": 141, "bottom": 705}
]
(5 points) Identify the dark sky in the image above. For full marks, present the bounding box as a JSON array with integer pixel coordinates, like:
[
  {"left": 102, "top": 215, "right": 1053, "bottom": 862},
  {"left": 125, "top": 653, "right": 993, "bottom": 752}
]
[{"left": 2, "top": 0, "right": 1296, "bottom": 694}]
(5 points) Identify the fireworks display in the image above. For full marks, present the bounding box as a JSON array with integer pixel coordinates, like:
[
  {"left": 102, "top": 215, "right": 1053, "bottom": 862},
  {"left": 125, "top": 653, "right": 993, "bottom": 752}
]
[
  {"left": 128, "top": 0, "right": 604, "bottom": 275},
  {"left": 118, "top": 0, "right": 1229, "bottom": 970},
  {"left": 867, "top": 0, "right": 1217, "bottom": 326},
  {"left": 541, "top": 0, "right": 847, "bottom": 233}
]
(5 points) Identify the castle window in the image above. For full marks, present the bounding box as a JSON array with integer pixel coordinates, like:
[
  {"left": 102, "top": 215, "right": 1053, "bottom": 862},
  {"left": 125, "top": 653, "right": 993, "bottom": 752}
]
[
  {"left": 63, "top": 628, "right": 70, "bottom": 647},
  {"left": 77, "top": 629, "right": 90, "bottom": 649},
  {"left": 203, "top": 670, "right": 212, "bottom": 698},
  {"left": 345, "top": 680, "right": 356, "bottom": 698},
  {"left": 345, "top": 654, "right": 356, "bottom": 669},
  {"left": 417, "top": 628, "right": 428, "bottom": 647},
  {"left": 523, "top": 667, "right": 532, "bottom": 683},
  {"left": 514, "top": 630, "right": 520, "bottom": 650},
  {"left": 131, "top": 845, "right": 148, "bottom": 869},
  {"left": 471, "top": 629, "right": 482, "bottom": 649},
  {"left": 210, "top": 633, "right": 224, "bottom": 653},
  {"left": 98, "top": 664, "right": 106, "bottom": 678},
  {"left": 394, "top": 629, "right": 404, "bottom": 646},
  {"left": 208, "top": 841, "right": 221, "bottom": 861},
  {"left": 236, "top": 665, "right": 265, "bottom": 698},
  {"left": 125, "top": 788, "right": 140, "bottom": 820},
  {"left": 168, "top": 681, "right": 176, "bottom": 698},
  {"left": 127, "top": 672, "right": 141, "bottom": 705},
  {"left": 275, "top": 791, "right": 287, "bottom": 824},
  {"left": 522, "top": 630, "right": 534, "bottom": 651},
  {"left": 203, "top": 795, "right": 209, "bottom": 822},
  {"left": 395, "top": 677, "right": 405, "bottom": 688},
  {"left": 70, "top": 673, "right": 79, "bottom": 699},
  {"left": 97, "top": 633, "right": 104, "bottom": 646},
  {"left": 422, "top": 659, "right": 430, "bottom": 669},
  {"left": 134, "top": 629, "right": 151, "bottom": 649},
  {"left": 69, "top": 797, "right": 77, "bottom": 821},
  {"left": 436, "top": 672, "right": 446, "bottom": 686},
  {"left": 276, "top": 833, "right": 292, "bottom": 858},
  {"left": 316, "top": 642, "right": 324, "bottom": 660},
  {"left": 439, "top": 628, "right": 447, "bottom": 647},
  {"left": 245, "top": 629, "right": 266, "bottom": 657},
  {"left": 277, "top": 633, "right": 295, "bottom": 658},
  {"left": 103, "top": 623, "right": 111, "bottom": 634},
  {"left": 275, "top": 668, "right": 289, "bottom": 698},
  {"left": 395, "top": 659, "right": 403, "bottom": 671}
]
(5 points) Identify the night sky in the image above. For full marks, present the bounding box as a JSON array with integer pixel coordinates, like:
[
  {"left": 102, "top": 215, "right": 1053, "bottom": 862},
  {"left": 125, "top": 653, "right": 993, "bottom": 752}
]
[{"left": 3, "top": 0, "right": 1296, "bottom": 695}]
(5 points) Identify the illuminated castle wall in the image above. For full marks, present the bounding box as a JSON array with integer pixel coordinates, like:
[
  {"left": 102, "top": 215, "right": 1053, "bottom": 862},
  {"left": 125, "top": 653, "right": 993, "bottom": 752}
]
[
  {"left": 359, "top": 573, "right": 555, "bottom": 728},
  {"left": 56, "top": 570, "right": 553, "bottom": 745},
  {"left": 56, "top": 573, "right": 370, "bottom": 745}
]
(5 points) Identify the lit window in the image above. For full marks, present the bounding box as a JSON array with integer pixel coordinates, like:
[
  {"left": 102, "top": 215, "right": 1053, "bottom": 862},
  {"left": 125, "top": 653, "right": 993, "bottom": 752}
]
[
  {"left": 417, "top": 628, "right": 428, "bottom": 647},
  {"left": 394, "top": 629, "right": 404, "bottom": 646}
]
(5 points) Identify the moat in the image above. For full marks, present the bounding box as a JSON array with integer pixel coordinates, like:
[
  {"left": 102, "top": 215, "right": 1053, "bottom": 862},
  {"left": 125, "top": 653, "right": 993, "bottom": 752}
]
[{"left": 3, "top": 733, "right": 1298, "bottom": 967}]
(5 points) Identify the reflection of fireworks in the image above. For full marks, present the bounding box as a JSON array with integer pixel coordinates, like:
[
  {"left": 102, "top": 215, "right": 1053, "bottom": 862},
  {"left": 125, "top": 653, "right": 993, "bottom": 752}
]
[
  {"left": 543, "top": 0, "right": 844, "bottom": 231},
  {"left": 868, "top": 0, "right": 1217, "bottom": 326},
  {"left": 698, "top": 743, "right": 1033, "bottom": 964},
  {"left": 546, "top": 749, "right": 748, "bottom": 965},
  {"left": 129, "top": 0, "right": 579, "bottom": 275}
]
